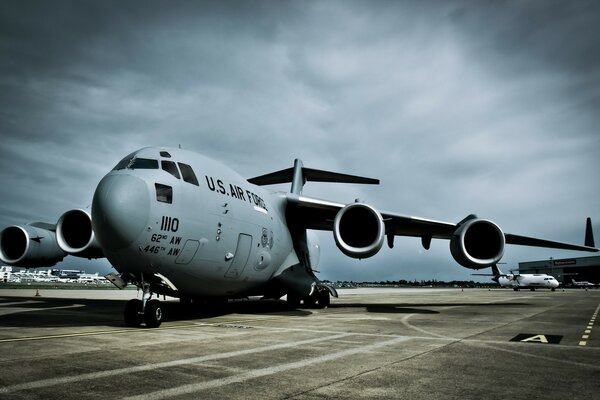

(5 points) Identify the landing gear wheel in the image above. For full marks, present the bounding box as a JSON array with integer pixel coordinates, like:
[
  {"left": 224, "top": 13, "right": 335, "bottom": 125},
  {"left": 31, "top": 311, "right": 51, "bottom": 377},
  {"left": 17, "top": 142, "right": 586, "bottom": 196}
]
[
  {"left": 303, "top": 296, "right": 317, "bottom": 308},
  {"left": 287, "top": 292, "right": 300, "bottom": 308},
  {"left": 317, "top": 290, "right": 330, "bottom": 308},
  {"left": 144, "top": 299, "right": 163, "bottom": 328},
  {"left": 124, "top": 299, "right": 143, "bottom": 327}
]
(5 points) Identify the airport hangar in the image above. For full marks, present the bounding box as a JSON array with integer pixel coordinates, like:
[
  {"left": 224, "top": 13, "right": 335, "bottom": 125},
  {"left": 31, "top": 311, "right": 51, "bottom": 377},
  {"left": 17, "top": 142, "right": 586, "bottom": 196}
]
[{"left": 518, "top": 255, "right": 600, "bottom": 284}]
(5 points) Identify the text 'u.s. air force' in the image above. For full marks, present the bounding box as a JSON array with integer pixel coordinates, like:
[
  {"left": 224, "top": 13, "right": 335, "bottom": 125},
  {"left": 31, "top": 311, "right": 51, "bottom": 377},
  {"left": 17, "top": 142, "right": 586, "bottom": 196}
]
[{"left": 205, "top": 175, "right": 268, "bottom": 211}]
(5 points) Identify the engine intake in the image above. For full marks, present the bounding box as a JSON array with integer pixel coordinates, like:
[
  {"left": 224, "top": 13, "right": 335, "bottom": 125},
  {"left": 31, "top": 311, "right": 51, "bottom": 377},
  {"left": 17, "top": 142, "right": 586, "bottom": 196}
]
[
  {"left": 333, "top": 203, "right": 385, "bottom": 259},
  {"left": 450, "top": 218, "right": 505, "bottom": 269},
  {"left": 56, "top": 209, "right": 103, "bottom": 258},
  {"left": 0, "top": 224, "right": 65, "bottom": 267}
]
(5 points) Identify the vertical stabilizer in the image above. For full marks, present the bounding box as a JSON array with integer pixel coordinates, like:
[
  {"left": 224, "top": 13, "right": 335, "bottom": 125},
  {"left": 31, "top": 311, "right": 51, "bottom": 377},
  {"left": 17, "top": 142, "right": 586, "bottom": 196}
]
[
  {"left": 585, "top": 217, "right": 595, "bottom": 247},
  {"left": 290, "top": 159, "right": 305, "bottom": 195},
  {"left": 491, "top": 264, "right": 502, "bottom": 275}
]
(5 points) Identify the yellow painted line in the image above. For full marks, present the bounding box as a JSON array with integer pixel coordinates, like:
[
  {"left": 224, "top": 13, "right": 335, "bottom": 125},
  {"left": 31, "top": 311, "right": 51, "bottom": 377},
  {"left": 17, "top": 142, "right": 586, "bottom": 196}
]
[{"left": 579, "top": 303, "right": 600, "bottom": 346}]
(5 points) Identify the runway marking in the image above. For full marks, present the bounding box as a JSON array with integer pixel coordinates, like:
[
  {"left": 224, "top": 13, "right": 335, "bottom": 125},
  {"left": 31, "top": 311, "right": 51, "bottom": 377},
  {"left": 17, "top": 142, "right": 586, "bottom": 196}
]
[
  {"left": 0, "top": 323, "right": 205, "bottom": 343},
  {"left": 0, "top": 332, "right": 353, "bottom": 394},
  {"left": 121, "top": 336, "right": 410, "bottom": 400},
  {"left": 0, "top": 319, "right": 266, "bottom": 344},
  {"left": 0, "top": 303, "right": 85, "bottom": 318},
  {"left": 509, "top": 333, "right": 563, "bottom": 344},
  {"left": 0, "top": 300, "right": 42, "bottom": 307},
  {"left": 578, "top": 303, "right": 599, "bottom": 347},
  {"left": 400, "top": 314, "right": 445, "bottom": 338}
]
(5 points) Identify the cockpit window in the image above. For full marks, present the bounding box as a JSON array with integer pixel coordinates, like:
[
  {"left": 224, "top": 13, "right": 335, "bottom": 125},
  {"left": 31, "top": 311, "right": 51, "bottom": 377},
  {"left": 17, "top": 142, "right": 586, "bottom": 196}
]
[
  {"left": 113, "top": 155, "right": 159, "bottom": 171},
  {"left": 160, "top": 151, "right": 172, "bottom": 158},
  {"left": 178, "top": 162, "right": 199, "bottom": 186},
  {"left": 130, "top": 158, "right": 159, "bottom": 169},
  {"left": 155, "top": 183, "right": 173, "bottom": 204},
  {"left": 113, "top": 152, "right": 136, "bottom": 170},
  {"left": 161, "top": 161, "right": 180, "bottom": 179}
]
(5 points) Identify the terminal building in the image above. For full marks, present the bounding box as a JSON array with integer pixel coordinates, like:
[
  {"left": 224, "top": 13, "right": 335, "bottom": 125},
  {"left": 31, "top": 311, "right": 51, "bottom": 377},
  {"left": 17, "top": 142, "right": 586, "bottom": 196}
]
[{"left": 518, "top": 256, "right": 600, "bottom": 285}]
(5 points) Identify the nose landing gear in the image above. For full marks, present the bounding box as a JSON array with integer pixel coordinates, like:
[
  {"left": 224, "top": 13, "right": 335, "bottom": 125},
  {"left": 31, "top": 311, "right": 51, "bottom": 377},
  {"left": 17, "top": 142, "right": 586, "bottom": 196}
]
[{"left": 124, "top": 280, "right": 163, "bottom": 328}]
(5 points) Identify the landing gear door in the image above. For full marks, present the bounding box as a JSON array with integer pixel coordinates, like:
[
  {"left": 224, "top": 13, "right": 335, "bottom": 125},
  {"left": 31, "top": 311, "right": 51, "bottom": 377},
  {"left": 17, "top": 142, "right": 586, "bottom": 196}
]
[{"left": 225, "top": 234, "right": 252, "bottom": 279}]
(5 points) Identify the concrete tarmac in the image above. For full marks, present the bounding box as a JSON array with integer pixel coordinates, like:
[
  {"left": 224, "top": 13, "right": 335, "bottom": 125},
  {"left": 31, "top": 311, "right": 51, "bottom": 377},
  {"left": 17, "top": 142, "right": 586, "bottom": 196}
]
[{"left": 0, "top": 287, "right": 598, "bottom": 399}]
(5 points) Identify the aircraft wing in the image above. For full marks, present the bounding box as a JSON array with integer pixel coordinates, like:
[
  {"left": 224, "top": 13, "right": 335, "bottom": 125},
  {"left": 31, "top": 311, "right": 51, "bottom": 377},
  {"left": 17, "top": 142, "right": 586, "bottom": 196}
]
[
  {"left": 286, "top": 193, "right": 598, "bottom": 254},
  {"left": 504, "top": 233, "right": 596, "bottom": 252},
  {"left": 287, "top": 194, "right": 456, "bottom": 238},
  {"left": 253, "top": 160, "right": 596, "bottom": 268}
]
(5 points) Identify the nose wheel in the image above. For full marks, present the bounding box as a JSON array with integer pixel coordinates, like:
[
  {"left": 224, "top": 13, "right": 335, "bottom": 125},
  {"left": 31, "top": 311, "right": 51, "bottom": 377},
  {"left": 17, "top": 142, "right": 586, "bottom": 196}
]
[
  {"left": 123, "top": 281, "right": 164, "bottom": 328},
  {"left": 144, "top": 299, "right": 163, "bottom": 328}
]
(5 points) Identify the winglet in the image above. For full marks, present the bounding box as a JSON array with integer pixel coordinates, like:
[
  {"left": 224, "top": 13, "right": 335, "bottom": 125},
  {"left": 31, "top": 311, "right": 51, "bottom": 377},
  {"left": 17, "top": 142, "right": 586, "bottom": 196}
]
[{"left": 585, "top": 217, "right": 595, "bottom": 248}]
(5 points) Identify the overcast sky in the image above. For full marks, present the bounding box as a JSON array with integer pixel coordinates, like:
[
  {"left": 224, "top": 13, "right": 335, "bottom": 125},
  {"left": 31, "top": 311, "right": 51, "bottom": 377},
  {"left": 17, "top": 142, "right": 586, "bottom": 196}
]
[{"left": 1, "top": 0, "right": 599, "bottom": 282}]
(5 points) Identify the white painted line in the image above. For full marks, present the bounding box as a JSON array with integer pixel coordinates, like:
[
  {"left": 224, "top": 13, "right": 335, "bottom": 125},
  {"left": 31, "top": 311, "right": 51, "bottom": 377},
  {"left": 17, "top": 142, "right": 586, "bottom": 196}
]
[
  {"left": 0, "top": 333, "right": 352, "bottom": 394},
  {"left": 121, "top": 336, "right": 410, "bottom": 400}
]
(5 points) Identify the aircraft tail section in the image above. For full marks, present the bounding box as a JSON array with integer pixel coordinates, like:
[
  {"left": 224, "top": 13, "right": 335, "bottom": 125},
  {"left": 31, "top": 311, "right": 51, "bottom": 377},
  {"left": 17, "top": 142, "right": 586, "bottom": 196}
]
[
  {"left": 491, "top": 264, "right": 502, "bottom": 276},
  {"left": 248, "top": 159, "right": 379, "bottom": 195},
  {"left": 585, "top": 217, "right": 595, "bottom": 248}
]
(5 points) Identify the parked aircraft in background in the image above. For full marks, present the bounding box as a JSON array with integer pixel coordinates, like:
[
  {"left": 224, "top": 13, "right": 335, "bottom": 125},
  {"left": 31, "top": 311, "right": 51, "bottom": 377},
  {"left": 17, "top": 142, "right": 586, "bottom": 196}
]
[
  {"left": 474, "top": 265, "right": 560, "bottom": 291},
  {"left": 0, "top": 147, "right": 597, "bottom": 327},
  {"left": 571, "top": 279, "right": 597, "bottom": 288}
]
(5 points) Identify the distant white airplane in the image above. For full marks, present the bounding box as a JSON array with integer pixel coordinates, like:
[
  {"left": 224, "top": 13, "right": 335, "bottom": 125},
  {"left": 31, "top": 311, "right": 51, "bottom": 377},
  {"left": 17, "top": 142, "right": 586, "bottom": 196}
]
[
  {"left": 0, "top": 147, "right": 597, "bottom": 327},
  {"left": 474, "top": 265, "right": 560, "bottom": 291},
  {"left": 571, "top": 279, "right": 596, "bottom": 288}
]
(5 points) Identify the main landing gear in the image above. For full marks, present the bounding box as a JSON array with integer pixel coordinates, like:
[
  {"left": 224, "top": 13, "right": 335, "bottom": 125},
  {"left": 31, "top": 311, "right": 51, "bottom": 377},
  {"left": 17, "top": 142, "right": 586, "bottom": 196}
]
[
  {"left": 287, "top": 288, "right": 330, "bottom": 309},
  {"left": 124, "top": 282, "right": 163, "bottom": 328}
]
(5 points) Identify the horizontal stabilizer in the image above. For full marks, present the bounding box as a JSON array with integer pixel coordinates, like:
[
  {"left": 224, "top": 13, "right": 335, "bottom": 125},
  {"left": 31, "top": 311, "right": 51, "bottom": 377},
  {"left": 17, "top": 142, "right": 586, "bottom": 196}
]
[{"left": 248, "top": 159, "right": 379, "bottom": 194}]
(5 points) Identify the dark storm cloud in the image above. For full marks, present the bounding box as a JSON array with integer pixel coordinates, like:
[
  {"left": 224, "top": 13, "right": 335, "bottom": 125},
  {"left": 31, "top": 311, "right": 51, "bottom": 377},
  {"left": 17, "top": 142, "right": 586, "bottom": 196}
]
[{"left": 0, "top": 0, "right": 598, "bottom": 280}]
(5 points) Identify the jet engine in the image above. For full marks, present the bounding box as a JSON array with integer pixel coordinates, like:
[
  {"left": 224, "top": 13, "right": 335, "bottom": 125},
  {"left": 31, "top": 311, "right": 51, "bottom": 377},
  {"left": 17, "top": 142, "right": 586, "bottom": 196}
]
[
  {"left": 0, "top": 224, "right": 65, "bottom": 267},
  {"left": 449, "top": 218, "right": 505, "bottom": 269},
  {"left": 333, "top": 203, "right": 385, "bottom": 258},
  {"left": 56, "top": 209, "right": 104, "bottom": 258}
]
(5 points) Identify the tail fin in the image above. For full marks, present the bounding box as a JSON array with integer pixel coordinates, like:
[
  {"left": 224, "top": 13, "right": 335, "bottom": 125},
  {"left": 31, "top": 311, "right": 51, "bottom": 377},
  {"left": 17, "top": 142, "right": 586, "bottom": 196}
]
[
  {"left": 585, "top": 217, "right": 595, "bottom": 247},
  {"left": 248, "top": 159, "right": 379, "bottom": 195},
  {"left": 491, "top": 264, "right": 502, "bottom": 275}
]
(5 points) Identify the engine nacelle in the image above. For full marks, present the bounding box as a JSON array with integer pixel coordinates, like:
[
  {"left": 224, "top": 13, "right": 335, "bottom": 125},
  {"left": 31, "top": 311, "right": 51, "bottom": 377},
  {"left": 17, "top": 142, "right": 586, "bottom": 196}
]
[
  {"left": 450, "top": 218, "right": 505, "bottom": 269},
  {"left": 0, "top": 224, "right": 66, "bottom": 267},
  {"left": 56, "top": 209, "right": 104, "bottom": 258},
  {"left": 333, "top": 203, "right": 385, "bottom": 259}
]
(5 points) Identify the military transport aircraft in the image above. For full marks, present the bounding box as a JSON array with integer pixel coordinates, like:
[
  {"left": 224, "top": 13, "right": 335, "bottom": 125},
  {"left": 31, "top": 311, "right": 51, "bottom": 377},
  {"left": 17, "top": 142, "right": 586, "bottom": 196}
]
[
  {"left": 473, "top": 265, "right": 560, "bottom": 291},
  {"left": 0, "top": 147, "right": 597, "bottom": 327}
]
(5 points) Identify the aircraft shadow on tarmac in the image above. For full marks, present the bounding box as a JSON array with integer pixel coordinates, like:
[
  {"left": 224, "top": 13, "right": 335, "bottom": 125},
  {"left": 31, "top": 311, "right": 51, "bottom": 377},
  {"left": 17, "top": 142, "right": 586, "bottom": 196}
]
[
  {"left": 0, "top": 296, "right": 530, "bottom": 328},
  {"left": 0, "top": 296, "right": 312, "bottom": 328},
  {"left": 329, "top": 302, "right": 530, "bottom": 315}
]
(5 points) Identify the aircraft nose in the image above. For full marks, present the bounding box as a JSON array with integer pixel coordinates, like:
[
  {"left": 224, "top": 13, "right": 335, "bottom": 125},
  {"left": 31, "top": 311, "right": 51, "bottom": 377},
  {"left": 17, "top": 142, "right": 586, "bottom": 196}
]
[{"left": 92, "top": 174, "right": 149, "bottom": 251}]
